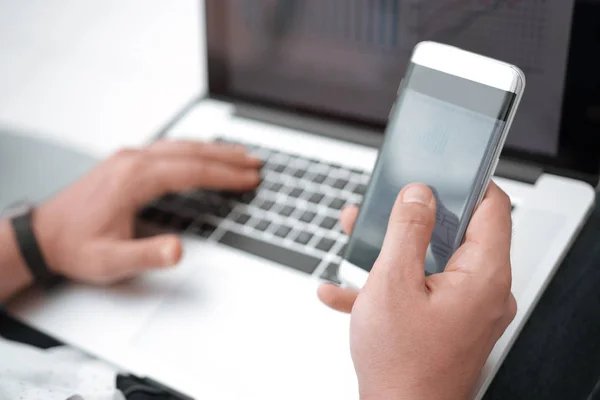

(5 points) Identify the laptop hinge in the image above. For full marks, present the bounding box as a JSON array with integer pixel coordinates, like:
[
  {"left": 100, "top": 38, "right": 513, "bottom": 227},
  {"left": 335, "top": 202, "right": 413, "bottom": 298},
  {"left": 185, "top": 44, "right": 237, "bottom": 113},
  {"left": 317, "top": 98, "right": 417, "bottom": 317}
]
[
  {"left": 234, "top": 103, "right": 384, "bottom": 149},
  {"left": 234, "top": 103, "right": 547, "bottom": 185},
  {"left": 494, "top": 159, "right": 543, "bottom": 185}
]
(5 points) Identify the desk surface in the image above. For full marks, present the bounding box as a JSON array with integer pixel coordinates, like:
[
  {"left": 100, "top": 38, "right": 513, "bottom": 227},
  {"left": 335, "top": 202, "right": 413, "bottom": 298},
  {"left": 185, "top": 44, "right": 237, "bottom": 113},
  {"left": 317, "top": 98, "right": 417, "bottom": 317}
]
[{"left": 0, "top": 0, "right": 205, "bottom": 157}]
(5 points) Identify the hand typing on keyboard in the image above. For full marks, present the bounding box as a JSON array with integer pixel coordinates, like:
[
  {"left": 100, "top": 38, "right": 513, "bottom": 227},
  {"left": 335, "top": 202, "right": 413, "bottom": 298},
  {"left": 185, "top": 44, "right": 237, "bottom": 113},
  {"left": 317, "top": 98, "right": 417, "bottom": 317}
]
[
  {"left": 318, "top": 182, "right": 515, "bottom": 400},
  {"left": 139, "top": 137, "right": 369, "bottom": 283},
  {"left": 1, "top": 139, "right": 262, "bottom": 297}
]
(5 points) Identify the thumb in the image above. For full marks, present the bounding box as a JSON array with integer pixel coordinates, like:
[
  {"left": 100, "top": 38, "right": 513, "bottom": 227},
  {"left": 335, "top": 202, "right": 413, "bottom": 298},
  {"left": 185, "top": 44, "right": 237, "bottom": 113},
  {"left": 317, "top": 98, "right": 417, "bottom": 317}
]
[
  {"left": 370, "top": 183, "right": 436, "bottom": 290},
  {"left": 103, "top": 235, "right": 183, "bottom": 277}
]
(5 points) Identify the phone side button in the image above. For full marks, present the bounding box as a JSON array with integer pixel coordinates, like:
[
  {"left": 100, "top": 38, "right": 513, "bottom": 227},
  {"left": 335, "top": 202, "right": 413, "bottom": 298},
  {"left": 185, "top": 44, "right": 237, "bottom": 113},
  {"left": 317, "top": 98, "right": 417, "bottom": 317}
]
[
  {"left": 491, "top": 157, "right": 501, "bottom": 176},
  {"left": 397, "top": 77, "right": 405, "bottom": 95}
]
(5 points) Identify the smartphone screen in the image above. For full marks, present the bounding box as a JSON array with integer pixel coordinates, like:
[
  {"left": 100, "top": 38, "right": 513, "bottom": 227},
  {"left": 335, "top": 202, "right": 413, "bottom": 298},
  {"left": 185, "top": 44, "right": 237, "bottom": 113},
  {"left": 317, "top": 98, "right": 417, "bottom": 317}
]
[{"left": 345, "top": 63, "right": 516, "bottom": 275}]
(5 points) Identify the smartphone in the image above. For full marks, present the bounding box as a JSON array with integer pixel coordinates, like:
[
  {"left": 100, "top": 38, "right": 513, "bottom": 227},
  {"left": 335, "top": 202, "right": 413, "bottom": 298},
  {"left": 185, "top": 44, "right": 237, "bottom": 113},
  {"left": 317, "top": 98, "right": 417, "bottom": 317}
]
[{"left": 339, "top": 41, "right": 525, "bottom": 288}]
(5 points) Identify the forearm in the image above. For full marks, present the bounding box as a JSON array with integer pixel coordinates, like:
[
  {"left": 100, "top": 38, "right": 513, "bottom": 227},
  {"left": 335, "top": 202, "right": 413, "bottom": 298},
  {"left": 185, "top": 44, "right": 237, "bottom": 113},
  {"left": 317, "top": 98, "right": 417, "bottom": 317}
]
[{"left": 0, "top": 219, "right": 33, "bottom": 302}]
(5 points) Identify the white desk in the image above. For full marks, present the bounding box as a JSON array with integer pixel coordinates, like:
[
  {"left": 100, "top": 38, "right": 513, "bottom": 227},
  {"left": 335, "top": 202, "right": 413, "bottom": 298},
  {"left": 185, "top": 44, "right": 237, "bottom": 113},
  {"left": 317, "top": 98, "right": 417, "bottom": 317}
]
[{"left": 0, "top": 0, "right": 206, "bottom": 157}]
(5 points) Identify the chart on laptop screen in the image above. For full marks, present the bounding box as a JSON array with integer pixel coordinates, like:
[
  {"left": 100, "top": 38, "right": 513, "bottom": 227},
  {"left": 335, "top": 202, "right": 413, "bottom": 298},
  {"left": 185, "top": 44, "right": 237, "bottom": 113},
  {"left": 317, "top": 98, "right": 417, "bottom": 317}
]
[
  {"left": 240, "top": 0, "right": 545, "bottom": 74},
  {"left": 229, "top": 0, "right": 575, "bottom": 156}
]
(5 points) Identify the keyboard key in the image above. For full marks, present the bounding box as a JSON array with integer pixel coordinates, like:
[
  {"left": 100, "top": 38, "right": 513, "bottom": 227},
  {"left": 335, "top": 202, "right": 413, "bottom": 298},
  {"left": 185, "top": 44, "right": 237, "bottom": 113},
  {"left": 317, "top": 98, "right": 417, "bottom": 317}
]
[
  {"left": 300, "top": 211, "right": 316, "bottom": 223},
  {"left": 138, "top": 206, "right": 165, "bottom": 223},
  {"left": 215, "top": 205, "right": 233, "bottom": 218},
  {"left": 313, "top": 174, "right": 327, "bottom": 184},
  {"left": 308, "top": 193, "right": 325, "bottom": 204},
  {"left": 271, "top": 183, "right": 284, "bottom": 192},
  {"left": 170, "top": 215, "right": 194, "bottom": 231},
  {"left": 329, "top": 198, "right": 346, "bottom": 210},
  {"left": 274, "top": 164, "right": 287, "bottom": 173},
  {"left": 253, "top": 148, "right": 273, "bottom": 161},
  {"left": 274, "top": 225, "right": 292, "bottom": 238},
  {"left": 255, "top": 219, "right": 271, "bottom": 232},
  {"left": 158, "top": 193, "right": 180, "bottom": 205},
  {"left": 295, "top": 231, "right": 313, "bottom": 245},
  {"left": 320, "top": 216, "right": 337, "bottom": 230},
  {"left": 354, "top": 184, "right": 368, "bottom": 195},
  {"left": 350, "top": 168, "right": 365, "bottom": 175},
  {"left": 262, "top": 162, "right": 277, "bottom": 172},
  {"left": 258, "top": 199, "right": 275, "bottom": 211},
  {"left": 289, "top": 188, "right": 303, "bottom": 198},
  {"left": 235, "top": 213, "right": 251, "bottom": 225},
  {"left": 219, "top": 191, "right": 240, "bottom": 200},
  {"left": 320, "top": 263, "right": 341, "bottom": 285},
  {"left": 191, "top": 222, "right": 217, "bottom": 239},
  {"left": 261, "top": 181, "right": 276, "bottom": 191},
  {"left": 316, "top": 237, "right": 336, "bottom": 252},
  {"left": 293, "top": 169, "right": 307, "bottom": 179},
  {"left": 180, "top": 196, "right": 209, "bottom": 212},
  {"left": 219, "top": 231, "right": 321, "bottom": 274},
  {"left": 279, "top": 205, "right": 295, "bottom": 217},
  {"left": 240, "top": 192, "right": 257, "bottom": 204},
  {"left": 337, "top": 245, "right": 347, "bottom": 257},
  {"left": 332, "top": 178, "right": 348, "bottom": 190}
]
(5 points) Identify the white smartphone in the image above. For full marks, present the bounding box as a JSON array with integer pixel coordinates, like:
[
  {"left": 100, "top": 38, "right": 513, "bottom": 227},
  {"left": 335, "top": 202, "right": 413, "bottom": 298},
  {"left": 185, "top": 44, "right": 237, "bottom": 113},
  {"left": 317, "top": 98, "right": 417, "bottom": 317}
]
[{"left": 339, "top": 41, "right": 526, "bottom": 289}]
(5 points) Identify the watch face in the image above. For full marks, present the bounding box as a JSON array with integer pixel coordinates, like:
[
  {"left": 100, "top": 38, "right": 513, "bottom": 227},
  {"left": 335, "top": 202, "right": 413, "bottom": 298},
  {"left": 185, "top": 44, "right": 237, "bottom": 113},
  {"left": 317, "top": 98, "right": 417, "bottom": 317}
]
[{"left": 1, "top": 200, "right": 32, "bottom": 219}]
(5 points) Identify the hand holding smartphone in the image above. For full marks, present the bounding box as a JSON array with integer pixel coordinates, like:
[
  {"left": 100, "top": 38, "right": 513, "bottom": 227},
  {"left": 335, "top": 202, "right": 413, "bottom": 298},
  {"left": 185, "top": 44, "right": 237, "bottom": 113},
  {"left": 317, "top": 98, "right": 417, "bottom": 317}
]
[{"left": 339, "top": 41, "right": 525, "bottom": 288}]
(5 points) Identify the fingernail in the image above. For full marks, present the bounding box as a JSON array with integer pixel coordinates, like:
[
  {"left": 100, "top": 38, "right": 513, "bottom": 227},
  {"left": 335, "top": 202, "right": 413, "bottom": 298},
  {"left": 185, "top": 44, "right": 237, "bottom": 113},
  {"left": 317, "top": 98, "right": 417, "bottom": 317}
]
[
  {"left": 249, "top": 156, "right": 263, "bottom": 166},
  {"left": 247, "top": 171, "right": 261, "bottom": 183},
  {"left": 161, "top": 242, "right": 177, "bottom": 266},
  {"left": 401, "top": 184, "right": 432, "bottom": 205}
]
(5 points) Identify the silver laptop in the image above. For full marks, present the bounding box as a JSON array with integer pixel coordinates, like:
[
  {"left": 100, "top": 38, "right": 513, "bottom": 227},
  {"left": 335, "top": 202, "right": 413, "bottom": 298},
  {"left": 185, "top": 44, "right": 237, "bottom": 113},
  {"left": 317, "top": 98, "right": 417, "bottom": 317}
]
[{"left": 9, "top": 1, "right": 599, "bottom": 399}]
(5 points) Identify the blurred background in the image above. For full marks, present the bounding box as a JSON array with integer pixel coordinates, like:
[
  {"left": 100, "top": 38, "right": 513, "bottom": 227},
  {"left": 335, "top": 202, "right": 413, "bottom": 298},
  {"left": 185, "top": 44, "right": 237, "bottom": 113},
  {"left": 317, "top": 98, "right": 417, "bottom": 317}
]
[{"left": 0, "top": 0, "right": 202, "bottom": 156}]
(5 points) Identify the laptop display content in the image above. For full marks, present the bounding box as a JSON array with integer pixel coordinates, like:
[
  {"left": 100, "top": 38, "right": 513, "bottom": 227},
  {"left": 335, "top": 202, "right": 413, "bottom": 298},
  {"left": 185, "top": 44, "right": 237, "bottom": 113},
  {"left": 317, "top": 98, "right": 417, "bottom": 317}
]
[{"left": 206, "top": 0, "right": 600, "bottom": 183}]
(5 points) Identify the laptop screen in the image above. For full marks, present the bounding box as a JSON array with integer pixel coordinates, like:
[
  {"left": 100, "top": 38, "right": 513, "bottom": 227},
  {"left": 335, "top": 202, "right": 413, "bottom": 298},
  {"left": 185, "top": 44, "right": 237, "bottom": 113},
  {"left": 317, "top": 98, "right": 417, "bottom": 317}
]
[{"left": 206, "top": 1, "right": 600, "bottom": 182}]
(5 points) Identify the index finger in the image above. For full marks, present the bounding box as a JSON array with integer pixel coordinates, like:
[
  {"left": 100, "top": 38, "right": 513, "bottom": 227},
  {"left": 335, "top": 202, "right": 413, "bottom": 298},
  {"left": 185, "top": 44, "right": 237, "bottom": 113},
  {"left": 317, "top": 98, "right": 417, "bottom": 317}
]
[
  {"left": 464, "top": 180, "right": 513, "bottom": 251},
  {"left": 137, "top": 158, "right": 261, "bottom": 204},
  {"left": 447, "top": 181, "right": 513, "bottom": 280},
  {"left": 146, "top": 140, "right": 263, "bottom": 168}
]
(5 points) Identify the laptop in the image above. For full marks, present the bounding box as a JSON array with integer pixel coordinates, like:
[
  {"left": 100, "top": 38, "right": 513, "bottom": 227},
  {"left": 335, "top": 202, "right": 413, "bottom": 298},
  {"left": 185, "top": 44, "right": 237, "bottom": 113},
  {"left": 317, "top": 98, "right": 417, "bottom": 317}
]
[{"left": 8, "top": 1, "right": 600, "bottom": 399}]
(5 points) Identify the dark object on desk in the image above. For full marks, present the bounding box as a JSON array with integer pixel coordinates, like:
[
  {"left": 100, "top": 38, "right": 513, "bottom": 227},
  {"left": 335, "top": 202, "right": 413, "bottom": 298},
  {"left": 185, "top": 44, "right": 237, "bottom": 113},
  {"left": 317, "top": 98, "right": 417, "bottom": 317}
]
[{"left": 116, "top": 375, "right": 194, "bottom": 400}]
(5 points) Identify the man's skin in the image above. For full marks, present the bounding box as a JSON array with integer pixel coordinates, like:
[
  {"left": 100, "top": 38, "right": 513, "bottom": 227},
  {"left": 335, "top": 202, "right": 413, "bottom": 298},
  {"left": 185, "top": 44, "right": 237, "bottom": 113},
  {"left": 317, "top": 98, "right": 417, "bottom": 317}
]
[{"left": 0, "top": 140, "right": 515, "bottom": 399}]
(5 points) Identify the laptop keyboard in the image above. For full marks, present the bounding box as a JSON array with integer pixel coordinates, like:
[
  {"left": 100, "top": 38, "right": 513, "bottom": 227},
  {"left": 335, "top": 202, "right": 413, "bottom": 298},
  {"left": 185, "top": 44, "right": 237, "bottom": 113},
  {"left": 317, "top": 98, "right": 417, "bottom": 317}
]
[{"left": 138, "top": 137, "right": 368, "bottom": 283}]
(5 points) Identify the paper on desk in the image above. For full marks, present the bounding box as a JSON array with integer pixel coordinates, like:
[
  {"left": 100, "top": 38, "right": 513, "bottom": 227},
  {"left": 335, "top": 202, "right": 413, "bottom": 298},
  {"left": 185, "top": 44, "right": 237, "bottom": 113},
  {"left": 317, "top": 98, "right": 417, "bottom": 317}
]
[{"left": 0, "top": 337, "right": 123, "bottom": 400}]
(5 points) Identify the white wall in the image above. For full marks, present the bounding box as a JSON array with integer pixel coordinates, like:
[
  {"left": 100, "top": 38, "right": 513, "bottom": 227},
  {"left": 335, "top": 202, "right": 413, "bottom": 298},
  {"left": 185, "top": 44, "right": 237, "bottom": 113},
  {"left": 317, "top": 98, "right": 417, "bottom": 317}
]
[{"left": 0, "top": 0, "right": 206, "bottom": 156}]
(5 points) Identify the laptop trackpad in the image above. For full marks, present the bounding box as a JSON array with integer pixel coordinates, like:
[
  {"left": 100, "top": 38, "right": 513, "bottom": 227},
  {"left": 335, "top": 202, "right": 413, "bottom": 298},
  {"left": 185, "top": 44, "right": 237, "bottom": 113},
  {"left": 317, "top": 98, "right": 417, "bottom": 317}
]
[{"left": 131, "top": 238, "right": 357, "bottom": 400}]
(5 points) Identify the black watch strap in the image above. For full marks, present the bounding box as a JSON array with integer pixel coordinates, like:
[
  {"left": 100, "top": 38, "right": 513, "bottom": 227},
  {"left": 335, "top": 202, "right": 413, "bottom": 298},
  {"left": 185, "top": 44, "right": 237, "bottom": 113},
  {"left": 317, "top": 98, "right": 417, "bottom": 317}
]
[{"left": 10, "top": 210, "right": 58, "bottom": 286}]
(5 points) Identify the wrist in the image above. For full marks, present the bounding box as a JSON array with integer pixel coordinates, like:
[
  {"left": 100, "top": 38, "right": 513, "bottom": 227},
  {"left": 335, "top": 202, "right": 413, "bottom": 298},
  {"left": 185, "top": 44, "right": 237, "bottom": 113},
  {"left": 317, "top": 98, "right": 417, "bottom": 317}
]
[{"left": 359, "top": 380, "right": 469, "bottom": 400}]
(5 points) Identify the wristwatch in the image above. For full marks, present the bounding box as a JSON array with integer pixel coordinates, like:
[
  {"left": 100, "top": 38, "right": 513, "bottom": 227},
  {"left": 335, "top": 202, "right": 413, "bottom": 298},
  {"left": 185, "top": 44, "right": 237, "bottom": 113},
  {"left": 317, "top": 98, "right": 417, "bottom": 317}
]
[{"left": 2, "top": 201, "right": 59, "bottom": 287}]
